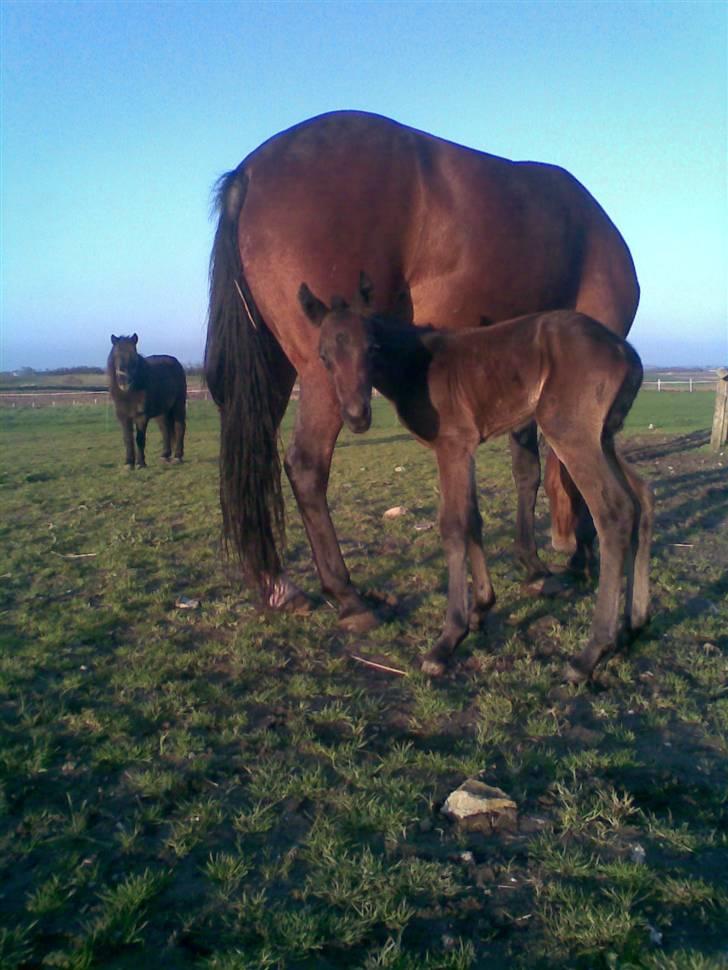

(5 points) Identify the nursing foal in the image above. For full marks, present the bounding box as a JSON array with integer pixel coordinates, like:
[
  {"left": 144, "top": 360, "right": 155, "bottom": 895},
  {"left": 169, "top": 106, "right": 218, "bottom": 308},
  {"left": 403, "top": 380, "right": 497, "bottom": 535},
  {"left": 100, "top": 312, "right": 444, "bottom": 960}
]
[{"left": 299, "top": 277, "right": 653, "bottom": 683}]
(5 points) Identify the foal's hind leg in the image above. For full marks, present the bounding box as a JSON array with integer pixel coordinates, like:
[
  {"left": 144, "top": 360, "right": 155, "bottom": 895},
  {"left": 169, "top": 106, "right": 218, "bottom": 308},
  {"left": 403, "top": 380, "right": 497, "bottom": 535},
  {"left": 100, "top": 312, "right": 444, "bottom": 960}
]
[
  {"left": 612, "top": 449, "right": 653, "bottom": 633},
  {"left": 509, "top": 423, "right": 550, "bottom": 582},
  {"left": 465, "top": 461, "right": 496, "bottom": 631},
  {"left": 547, "top": 438, "right": 635, "bottom": 683}
]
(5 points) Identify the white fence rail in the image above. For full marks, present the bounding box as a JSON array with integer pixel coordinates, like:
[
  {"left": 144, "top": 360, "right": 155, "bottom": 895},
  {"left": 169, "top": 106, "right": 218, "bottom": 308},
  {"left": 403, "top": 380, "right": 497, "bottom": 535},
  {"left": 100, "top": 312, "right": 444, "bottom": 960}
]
[{"left": 642, "top": 379, "right": 715, "bottom": 392}]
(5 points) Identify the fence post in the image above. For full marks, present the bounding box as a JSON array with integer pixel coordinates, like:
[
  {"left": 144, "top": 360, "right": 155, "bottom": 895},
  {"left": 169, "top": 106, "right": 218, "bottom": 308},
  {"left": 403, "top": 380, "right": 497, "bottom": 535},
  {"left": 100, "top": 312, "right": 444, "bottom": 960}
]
[
  {"left": 657, "top": 379, "right": 661, "bottom": 392},
  {"left": 710, "top": 368, "right": 728, "bottom": 453},
  {"left": 689, "top": 378, "right": 693, "bottom": 392}
]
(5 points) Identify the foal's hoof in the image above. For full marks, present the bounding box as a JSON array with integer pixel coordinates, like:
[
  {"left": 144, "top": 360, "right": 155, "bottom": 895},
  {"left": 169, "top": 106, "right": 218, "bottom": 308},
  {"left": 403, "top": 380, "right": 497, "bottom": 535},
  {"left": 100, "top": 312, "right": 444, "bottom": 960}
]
[
  {"left": 524, "top": 575, "right": 564, "bottom": 598},
  {"left": 420, "top": 657, "right": 447, "bottom": 678},
  {"left": 338, "top": 608, "right": 379, "bottom": 634}
]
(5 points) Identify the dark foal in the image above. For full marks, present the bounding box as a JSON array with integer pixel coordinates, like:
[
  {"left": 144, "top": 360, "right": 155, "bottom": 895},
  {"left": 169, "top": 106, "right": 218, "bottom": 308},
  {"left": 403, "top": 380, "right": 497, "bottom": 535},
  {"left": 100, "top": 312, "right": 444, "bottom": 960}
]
[
  {"left": 108, "top": 334, "right": 187, "bottom": 468},
  {"left": 299, "top": 279, "right": 653, "bottom": 683}
]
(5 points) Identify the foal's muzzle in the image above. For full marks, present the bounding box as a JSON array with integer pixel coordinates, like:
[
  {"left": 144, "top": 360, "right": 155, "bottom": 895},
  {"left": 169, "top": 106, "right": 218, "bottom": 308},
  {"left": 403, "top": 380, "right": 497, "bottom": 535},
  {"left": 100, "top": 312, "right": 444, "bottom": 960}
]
[{"left": 343, "top": 401, "right": 372, "bottom": 434}]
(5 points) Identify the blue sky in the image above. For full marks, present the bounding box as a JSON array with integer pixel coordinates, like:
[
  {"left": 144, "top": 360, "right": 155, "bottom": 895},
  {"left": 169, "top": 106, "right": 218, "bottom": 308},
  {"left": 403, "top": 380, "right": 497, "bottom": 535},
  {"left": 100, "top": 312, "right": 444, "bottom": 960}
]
[{"left": 1, "top": 0, "right": 726, "bottom": 369}]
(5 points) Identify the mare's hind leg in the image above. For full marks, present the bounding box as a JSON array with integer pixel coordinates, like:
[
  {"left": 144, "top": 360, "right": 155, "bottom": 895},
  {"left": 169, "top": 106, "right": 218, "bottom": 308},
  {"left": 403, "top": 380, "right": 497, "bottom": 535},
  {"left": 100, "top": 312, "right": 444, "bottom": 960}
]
[
  {"left": 135, "top": 418, "right": 149, "bottom": 468},
  {"left": 509, "top": 423, "right": 550, "bottom": 582},
  {"left": 465, "top": 461, "right": 496, "bottom": 631},
  {"left": 284, "top": 372, "right": 377, "bottom": 632},
  {"left": 421, "top": 442, "right": 479, "bottom": 676},
  {"left": 547, "top": 437, "right": 635, "bottom": 683}
]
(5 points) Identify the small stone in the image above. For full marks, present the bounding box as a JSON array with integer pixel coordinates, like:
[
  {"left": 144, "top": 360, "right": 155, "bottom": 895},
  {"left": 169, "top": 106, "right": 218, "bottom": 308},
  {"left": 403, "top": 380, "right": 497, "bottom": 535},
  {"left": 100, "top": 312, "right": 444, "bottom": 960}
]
[
  {"left": 630, "top": 843, "right": 646, "bottom": 865},
  {"left": 383, "top": 506, "right": 408, "bottom": 519},
  {"left": 441, "top": 779, "right": 518, "bottom": 833},
  {"left": 175, "top": 596, "right": 200, "bottom": 610}
]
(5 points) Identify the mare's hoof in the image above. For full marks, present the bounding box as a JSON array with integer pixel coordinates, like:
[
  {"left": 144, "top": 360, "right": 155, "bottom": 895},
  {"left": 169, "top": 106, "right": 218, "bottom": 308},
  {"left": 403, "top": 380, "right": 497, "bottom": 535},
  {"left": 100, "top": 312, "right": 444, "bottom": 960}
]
[
  {"left": 421, "top": 657, "right": 447, "bottom": 677},
  {"left": 524, "top": 575, "right": 564, "bottom": 598},
  {"left": 551, "top": 533, "right": 577, "bottom": 555},
  {"left": 173, "top": 457, "right": 184, "bottom": 464},
  {"left": 124, "top": 464, "right": 135, "bottom": 472},
  {"left": 136, "top": 463, "right": 147, "bottom": 470},
  {"left": 161, "top": 456, "right": 171, "bottom": 464},
  {"left": 338, "top": 608, "right": 379, "bottom": 634},
  {"left": 563, "top": 658, "right": 592, "bottom": 685},
  {"left": 281, "top": 591, "right": 313, "bottom": 615}
]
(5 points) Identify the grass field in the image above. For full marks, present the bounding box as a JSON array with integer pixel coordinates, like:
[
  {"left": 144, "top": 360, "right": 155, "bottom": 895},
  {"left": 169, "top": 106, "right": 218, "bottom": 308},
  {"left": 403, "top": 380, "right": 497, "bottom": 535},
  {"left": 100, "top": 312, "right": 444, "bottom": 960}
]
[{"left": 0, "top": 391, "right": 726, "bottom": 969}]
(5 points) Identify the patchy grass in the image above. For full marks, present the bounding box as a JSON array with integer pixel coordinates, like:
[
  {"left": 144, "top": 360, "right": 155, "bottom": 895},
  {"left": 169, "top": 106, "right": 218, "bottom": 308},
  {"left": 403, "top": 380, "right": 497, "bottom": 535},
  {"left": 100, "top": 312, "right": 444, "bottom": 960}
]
[{"left": 0, "top": 392, "right": 726, "bottom": 968}]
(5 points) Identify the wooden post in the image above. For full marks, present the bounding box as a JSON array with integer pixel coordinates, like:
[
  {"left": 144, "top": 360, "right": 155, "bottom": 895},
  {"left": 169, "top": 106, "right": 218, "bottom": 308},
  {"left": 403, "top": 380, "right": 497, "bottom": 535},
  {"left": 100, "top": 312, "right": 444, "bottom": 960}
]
[{"left": 710, "top": 368, "right": 728, "bottom": 452}]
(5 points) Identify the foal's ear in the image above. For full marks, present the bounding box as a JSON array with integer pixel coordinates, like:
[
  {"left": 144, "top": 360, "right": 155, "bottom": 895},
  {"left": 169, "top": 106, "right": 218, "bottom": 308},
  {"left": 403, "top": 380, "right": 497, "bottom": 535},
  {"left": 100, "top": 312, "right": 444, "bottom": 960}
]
[
  {"left": 358, "top": 271, "right": 374, "bottom": 308},
  {"left": 298, "top": 283, "right": 328, "bottom": 326},
  {"left": 131, "top": 333, "right": 138, "bottom": 346},
  {"left": 111, "top": 334, "right": 119, "bottom": 345}
]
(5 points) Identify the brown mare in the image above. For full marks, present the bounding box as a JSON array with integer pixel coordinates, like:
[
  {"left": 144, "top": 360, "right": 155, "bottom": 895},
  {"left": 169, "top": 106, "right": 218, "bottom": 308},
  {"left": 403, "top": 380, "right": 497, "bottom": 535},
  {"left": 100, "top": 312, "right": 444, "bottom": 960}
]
[
  {"left": 299, "top": 277, "right": 653, "bottom": 682},
  {"left": 204, "top": 111, "right": 639, "bottom": 629},
  {"left": 108, "top": 334, "right": 187, "bottom": 468}
]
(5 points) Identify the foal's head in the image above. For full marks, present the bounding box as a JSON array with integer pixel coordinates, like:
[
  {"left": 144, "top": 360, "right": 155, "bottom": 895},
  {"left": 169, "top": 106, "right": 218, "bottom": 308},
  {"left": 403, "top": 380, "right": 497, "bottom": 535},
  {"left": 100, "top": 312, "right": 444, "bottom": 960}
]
[
  {"left": 108, "top": 334, "right": 141, "bottom": 392},
  {"left": 298, "top": 275, "right": 376, "bottom": 434}
]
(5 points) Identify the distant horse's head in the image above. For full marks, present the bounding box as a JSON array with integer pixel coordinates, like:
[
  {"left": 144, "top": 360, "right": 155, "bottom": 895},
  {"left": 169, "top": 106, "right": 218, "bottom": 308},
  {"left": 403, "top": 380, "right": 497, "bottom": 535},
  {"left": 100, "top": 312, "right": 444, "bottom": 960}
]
[
  {"left": 298, "top": 274, "right": 377, "bottom": 434},
  {"left": 109, "top": 334, "right": 141, "bottom": 392}
]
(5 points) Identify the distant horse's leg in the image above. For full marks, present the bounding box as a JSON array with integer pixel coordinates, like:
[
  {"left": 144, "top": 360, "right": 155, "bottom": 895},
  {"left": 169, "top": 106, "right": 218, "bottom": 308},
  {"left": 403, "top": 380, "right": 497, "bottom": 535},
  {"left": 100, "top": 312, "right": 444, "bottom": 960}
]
[
  {"left": 172, "top": 402, "right": 185, "bottom": 462},
  {"left": 509, "top": 423, "right": 550, "bottom": 581},
  {"left": 465, "top": 460, "right": 496, "bottom": 631},
  {"left": 421, "top": 442, "right": 477, "bottom": 676},
  {"left": 158, "top": 414, "right": 173, "bottom": 461},
  {"left": 545, "top": 452, "right": 598, "bottom": 577},
  {"left": 550, "top": 440, "right": 634, "bottom": 683},
  {"left": 284, "top": 374, "right": 378, "bottom": 632},
  {"left": 611, "top": 448, "right": 653, "bottom": 633},
  {"left": 135, "top": 418, "right": 149, "bottom": 468},
  {"left": 120, "top": 416, "right": 135, "bottom": 468}
]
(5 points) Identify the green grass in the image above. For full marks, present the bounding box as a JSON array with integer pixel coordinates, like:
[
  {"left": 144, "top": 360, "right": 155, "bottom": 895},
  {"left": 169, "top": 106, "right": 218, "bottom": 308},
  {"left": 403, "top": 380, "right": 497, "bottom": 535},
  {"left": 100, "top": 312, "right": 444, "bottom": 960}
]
[{"left": 0, "top": 392, "right": 726, "bottom": 968}]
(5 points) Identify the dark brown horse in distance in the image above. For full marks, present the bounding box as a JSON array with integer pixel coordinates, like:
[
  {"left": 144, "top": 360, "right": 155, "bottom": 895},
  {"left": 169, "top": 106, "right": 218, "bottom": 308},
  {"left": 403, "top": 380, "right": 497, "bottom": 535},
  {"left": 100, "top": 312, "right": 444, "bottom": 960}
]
[
  {"left": 299, "top": 276, "right": 653, "bottom": 683},
  {"left": 108, "top": 334, "right": 187, "bottom": 468},
  {"left": 205, "top": 111, "right": 639, "bottom": 630}
]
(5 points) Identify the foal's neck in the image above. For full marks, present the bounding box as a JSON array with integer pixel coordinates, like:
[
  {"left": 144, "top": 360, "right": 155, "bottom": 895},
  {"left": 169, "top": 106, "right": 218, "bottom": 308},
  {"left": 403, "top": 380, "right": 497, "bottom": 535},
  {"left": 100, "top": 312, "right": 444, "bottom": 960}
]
[{"left": 369, "top": 317, "right": 434, "bottom": 403}]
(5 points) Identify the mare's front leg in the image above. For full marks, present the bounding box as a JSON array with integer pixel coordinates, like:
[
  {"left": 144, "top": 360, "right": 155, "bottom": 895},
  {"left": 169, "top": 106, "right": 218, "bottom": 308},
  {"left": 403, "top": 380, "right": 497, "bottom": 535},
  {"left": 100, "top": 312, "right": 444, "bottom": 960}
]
[
  {"left": 509, "top": 423, "right": 550, "bottom": 582},
  {"left": 120, "top": 416, "right": 135, "bottom": 468},
  {"left": 284, "top": 373, "right": 378, "bottom": 632},
  {"left": 134, "top": 417, "right": 149, "bottom": 468},
  {"left": 421, "top": 441, "right": 478, "bottom": 676}
]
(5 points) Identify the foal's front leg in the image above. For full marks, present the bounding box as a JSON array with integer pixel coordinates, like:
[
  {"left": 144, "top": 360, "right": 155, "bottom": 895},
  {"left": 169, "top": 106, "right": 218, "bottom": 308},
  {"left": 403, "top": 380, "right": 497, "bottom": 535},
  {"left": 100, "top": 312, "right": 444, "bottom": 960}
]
[
  {"left": 465, "top": 460, "right": 496, "bottom": 631},
  {"left": 421, "top": 442, "right": 478, "bottom": 676},
  {"left": 284, "top": 372, "right": 378, "bottom": 632}
]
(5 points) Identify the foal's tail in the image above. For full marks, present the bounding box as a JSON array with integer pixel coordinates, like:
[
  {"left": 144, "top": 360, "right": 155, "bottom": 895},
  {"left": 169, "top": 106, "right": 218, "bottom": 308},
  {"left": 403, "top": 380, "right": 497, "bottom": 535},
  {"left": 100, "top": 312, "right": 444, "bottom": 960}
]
[
  {"left": 205, "top": 168, "right": 288, "bottom": 590},
  {"left": 604, "top": 340, "right": 643, "bottom": 438}
]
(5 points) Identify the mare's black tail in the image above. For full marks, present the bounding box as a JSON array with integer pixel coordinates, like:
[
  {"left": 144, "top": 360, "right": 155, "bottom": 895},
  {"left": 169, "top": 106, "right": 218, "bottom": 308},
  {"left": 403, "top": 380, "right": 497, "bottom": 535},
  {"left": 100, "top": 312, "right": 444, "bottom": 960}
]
[{"left": 205, "top": 168, "right": 290, "bottom": 590}]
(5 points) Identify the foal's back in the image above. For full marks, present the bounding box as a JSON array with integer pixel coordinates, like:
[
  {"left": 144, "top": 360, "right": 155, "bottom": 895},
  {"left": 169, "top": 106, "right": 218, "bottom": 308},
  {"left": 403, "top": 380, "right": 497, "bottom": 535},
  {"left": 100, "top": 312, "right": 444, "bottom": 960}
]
[{"left": 424, "top": 310, "right": 641, "bottom": 442}]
